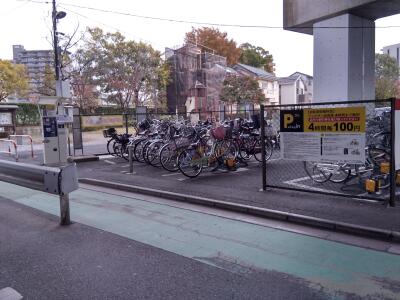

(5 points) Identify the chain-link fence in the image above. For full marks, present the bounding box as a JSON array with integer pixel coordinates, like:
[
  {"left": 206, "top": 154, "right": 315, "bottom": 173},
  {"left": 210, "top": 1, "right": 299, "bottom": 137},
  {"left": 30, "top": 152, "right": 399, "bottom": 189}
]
[{"left": 260, "top": 98, "right": 398, "bottom": 205}]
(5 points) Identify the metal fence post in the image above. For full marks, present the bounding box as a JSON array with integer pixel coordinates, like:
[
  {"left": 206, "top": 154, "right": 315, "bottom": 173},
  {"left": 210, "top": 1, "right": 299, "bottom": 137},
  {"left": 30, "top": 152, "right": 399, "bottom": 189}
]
[
  {"left": 390, "top": 98, "right": 396, "bottom": 207},
  {"left": 124, "top": 113, "right": 129, "bottom": 134},
  {"left": 59, "top": 194, "right": 71, "bottom": 225},
  {"left": 128, "top": 145, "right": 133, "bottom": 174},
  {"left": 260, "top": 105, "right": 267, "bottom": 191}
]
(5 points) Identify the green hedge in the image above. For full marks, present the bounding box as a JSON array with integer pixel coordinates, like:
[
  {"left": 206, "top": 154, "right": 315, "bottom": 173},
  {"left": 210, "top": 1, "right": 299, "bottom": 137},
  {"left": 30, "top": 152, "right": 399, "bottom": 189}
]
[{"left": 15, "top": 103, "right": 41, "bottom": 126}]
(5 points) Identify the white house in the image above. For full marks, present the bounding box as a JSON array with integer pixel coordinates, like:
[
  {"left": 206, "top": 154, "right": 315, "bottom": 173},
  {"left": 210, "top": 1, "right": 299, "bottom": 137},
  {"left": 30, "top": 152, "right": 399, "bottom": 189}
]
[
  {"left": 278, "top": 72, "right": 313, "bottom": 105},
  {"left": 232, "top": 63, "right": 280, "bottom": 106},
  {"left": 382, "top": 43, "right": 400, "bottom": 71}
]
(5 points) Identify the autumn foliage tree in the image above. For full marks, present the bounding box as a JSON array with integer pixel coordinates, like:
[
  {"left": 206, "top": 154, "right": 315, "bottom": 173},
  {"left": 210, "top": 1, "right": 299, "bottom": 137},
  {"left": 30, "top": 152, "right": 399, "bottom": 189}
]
[
  {"left": 185, "top": 27, "right": 241, "bottom": 66},
  {"left": 0, "top": 60, "right": 29, "bottom": 101}
]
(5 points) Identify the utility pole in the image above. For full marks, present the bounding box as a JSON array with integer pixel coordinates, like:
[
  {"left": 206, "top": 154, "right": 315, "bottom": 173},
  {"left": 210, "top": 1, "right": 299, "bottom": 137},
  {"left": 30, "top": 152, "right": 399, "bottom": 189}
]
[{"left": 52, "top": 0, "right": 60, "bottom": 81}]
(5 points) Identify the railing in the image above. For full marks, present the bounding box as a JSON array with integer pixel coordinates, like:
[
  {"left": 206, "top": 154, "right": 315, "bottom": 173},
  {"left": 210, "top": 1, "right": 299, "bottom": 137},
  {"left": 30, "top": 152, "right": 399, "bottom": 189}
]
[
  {"left": 0, "top": 160, "right": 79, "bottom": 225},
  {"left": 0, "top": 139, "right": 18, "bottom": 161},
  {"left": 9, "top": 135, "right": 35, "bottom": 159}
]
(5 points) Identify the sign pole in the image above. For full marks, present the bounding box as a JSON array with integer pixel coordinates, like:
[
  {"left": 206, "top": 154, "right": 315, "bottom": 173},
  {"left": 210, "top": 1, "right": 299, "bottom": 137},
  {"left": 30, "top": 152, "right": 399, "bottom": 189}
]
[
  {"left": 260, "top": 105, "right": 267, "bottom": 191},
  {"left": 390, "top": 98, "right": 397, "bottom": 207}
]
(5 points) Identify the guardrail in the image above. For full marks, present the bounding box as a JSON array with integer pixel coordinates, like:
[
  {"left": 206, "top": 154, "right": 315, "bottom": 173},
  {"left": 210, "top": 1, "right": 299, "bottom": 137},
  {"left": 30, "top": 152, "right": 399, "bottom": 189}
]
[
  {"left": 0, "top": 160, "right": 79, "bottom": 225},
  {"left": 9, "top": 135, "right": 34, "bottom": 159},
  {"left": 0, "top": 139, "right": 18, "bottom": 161}
]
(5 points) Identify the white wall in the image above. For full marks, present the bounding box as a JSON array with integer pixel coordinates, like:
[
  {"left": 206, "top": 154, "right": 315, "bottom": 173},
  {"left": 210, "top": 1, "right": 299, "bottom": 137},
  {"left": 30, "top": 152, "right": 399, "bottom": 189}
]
[
  {"left": 314, "top": 14, "right": 375, "bottom": 102},
  {"left": 280, "top": 84, "right": 296, "bottom": 105}
]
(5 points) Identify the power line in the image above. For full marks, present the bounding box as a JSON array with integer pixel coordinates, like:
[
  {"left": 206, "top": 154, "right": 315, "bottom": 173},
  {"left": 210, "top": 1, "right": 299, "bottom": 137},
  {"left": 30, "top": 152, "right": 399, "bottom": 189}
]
[{"left": 26, "top": 0, "right": 400, "bottom": 29}]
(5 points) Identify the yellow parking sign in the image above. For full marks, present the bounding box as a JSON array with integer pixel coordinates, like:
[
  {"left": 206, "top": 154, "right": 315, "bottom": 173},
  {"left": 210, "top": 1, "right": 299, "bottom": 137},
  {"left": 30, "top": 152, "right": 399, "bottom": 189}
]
[{"left": 304, "top": 107, "right": 366, "bottom": 133}]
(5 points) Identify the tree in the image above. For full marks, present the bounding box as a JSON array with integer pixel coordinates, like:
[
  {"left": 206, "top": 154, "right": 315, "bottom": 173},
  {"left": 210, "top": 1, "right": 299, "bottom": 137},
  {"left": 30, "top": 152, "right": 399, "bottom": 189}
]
[
  {"left": 35, "top": 64, "right": 56, "bottom": 96},
  {"left": 185, "top": 27, "right": 241, "bottom": 66},
  {"left": 83, "top": 27, "right": 168, "bottom": 110},
  {"left": 0, "top": 60, "right": 29, "bottom": 101},
  {"left": 220, "top": 74, "right": 265, "bottom": 108},
  {"left": 239, "top": 43, "right": 275, "bottom": 73},
  {"left": 375, "top": 53, "right": 399, "bottom": 99},
  {"left": 69, "top": 35, "right": 100, "bottom": 111}
]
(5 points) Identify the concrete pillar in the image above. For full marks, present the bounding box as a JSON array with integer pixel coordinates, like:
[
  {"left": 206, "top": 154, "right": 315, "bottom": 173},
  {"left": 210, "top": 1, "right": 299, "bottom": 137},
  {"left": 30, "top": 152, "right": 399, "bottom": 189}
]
[{"left": 313, "top": 14, "right": 375, "bottom": 102}]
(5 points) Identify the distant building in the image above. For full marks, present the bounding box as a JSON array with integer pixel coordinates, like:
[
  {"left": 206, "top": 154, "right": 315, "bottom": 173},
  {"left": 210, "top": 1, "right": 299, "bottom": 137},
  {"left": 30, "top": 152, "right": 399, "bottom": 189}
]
[
  {"left": 278, "top": 72, "right": 313, "bottom": 105},
  {"left": 382, "top": 43, "right": 400, "bottom": 69},
  {"left": 12, "top": 44, "right": 54, "bottom": 96},
  {"left": 165, "top": 43, "right": 230, "bottom": 113},
  {"left": 232, "top": 63, "right": 279, "bottom": 106}
]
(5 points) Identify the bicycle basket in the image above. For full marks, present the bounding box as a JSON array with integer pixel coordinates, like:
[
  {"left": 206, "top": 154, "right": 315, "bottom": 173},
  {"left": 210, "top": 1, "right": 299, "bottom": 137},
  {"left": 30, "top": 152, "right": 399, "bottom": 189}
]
[
  {"left": 211, "top": 125, "right": 226, "bottom": 140},
  {"left": 103, "top": 128, "right": 116, "bottom": 138}
]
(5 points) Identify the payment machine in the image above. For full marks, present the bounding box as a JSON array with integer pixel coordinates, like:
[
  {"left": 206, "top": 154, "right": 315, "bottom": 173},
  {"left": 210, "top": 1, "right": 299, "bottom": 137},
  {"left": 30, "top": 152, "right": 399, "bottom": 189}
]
[{"left": 38, "top": 96, "right": 72, "bottom": 165}]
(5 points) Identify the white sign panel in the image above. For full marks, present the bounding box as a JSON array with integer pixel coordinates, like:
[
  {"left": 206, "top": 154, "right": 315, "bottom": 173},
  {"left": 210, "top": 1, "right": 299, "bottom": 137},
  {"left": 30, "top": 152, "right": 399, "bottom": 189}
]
[
  {"left": 281, "top": 132, "right": 365, "bottom": 164},
  {"left": 0, "top": 112, "right": 12, "bottom": 125}
]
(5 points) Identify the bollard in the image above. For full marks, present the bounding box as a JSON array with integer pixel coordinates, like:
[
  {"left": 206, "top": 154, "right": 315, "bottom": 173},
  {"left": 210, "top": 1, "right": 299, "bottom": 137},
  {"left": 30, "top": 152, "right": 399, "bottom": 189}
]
[
  {"left": 59, "top": 194, "right": 71, "bottom": 225},
  {"left": 128, "top": 145, "right": 133, "bottom": 174}
]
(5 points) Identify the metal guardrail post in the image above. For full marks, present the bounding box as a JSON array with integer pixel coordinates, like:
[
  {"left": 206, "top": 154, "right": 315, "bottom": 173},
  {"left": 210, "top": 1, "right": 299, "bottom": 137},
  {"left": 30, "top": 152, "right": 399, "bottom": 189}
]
[
  {"left": 59, "top": 194, "right": 71, "bottom": 225},
  {"left": 260, "top": 105, "right": 267, "bottom": 191},
  {"left": 0, "top": 160, "right": 78, "bottom": 225},
  {"left": 128, "top": 145, "right": 133, "bottom": 174},
  {"left": 390, "top": 98, "right": 396, "bottom": 207}
]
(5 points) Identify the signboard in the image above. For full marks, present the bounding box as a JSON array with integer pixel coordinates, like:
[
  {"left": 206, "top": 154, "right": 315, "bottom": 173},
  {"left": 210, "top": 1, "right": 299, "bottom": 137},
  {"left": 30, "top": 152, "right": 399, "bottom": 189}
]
[
  {"left": 0, "top": 112, "right": 12, "bottom": 125},
  {"left": 43, "top": 117, "right": 58, "bottom": 138},
  {"left": 280, "top": 107, "right": 366, "bottom": 163},
  {"left": 396, "top": 99, "right": 400, "bottom": 170}
]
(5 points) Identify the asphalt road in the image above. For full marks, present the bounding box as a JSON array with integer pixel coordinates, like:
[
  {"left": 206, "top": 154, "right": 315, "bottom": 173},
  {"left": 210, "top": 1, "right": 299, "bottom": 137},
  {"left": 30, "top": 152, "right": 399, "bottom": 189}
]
[
  {"left": 2, "top": 183, "right": 400, "bottom": 300},
  {"left": 0, "top": 195, "right": 330, "bottom": 300}
]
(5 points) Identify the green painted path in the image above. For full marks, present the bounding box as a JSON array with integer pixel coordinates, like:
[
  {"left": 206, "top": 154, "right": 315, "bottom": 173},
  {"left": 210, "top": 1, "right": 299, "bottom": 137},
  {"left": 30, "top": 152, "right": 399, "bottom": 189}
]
[{"left": 1, "top": 181, "right": 400, "bottom": 299}]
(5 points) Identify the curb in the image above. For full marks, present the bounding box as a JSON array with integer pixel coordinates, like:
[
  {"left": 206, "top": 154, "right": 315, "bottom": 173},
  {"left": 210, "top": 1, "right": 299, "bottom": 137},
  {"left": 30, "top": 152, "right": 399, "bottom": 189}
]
[
  {"left": 72, "top": 156, "right": 99, "bottom": 163},
  {"left": 79, "top": 178, "right": 400, "bottom": 243}
]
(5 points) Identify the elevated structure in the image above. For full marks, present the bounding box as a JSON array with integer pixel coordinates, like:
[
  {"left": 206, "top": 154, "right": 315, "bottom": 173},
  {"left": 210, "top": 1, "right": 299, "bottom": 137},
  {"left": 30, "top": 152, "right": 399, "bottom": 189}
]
[{"left": 283, "top": 0, "right": 400, "bottom": 102}]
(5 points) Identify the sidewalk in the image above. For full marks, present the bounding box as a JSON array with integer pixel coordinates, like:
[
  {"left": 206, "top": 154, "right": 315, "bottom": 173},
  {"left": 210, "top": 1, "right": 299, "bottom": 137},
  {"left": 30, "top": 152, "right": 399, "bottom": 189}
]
[
  {"left": 1, "top": 182, "right": 400, "bottom": 299},
  {"left": 76, "top": 157, "right": 400, "bottom": 233}
]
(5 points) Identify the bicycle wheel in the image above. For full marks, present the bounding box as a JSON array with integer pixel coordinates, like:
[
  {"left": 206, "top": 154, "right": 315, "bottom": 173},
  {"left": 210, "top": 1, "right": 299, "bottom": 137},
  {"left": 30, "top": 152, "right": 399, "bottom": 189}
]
[
  {"left": 113, "top": 141, "right": 123, "bottom": 158},
  {"left": 303, "top": 161, "right": 331, "bottom": 183},
  {"left": 146, "top": 141, "right": 164, "bottom": 167},
  {"left": 133, "top": 139, "right": 147, "bottom": 162},
  {"left": 178, "top": 149, "right": 203, "bottom": 178},
  {"left": 238, "top": 138, "right": 252, "bottom": 161},
  {"left": 107, "top": 138, "right": 116, "bottom": 156},
  {"left": 160, "top": 143, "right": 180, "bottom": 172},
  {"left": 329, "top": 164, "right": 351, "bottom": 183},
  {"left": 254, "top": 139, "right": 273, "bottom": 162}
]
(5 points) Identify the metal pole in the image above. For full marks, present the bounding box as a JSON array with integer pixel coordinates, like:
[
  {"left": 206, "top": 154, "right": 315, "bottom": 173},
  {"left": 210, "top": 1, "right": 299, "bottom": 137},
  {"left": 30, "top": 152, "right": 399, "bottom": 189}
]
[
  {"left": 59, "top": 194, "right": 71, "bottom": 225},
  {"left": 52, "top": 0, "right": 60, "bottom": 81},
  {"left": 128, "top": 145, "right": 133, "bottom": 174},
  {"left": 260, "top": 105, "right": 267, "bottom": 191},
  {"left": 125, "top": 113, "right": 129, "bottom": 134},
  {"left": 390, "top": 98, "right": 396, "bottom": 207}
]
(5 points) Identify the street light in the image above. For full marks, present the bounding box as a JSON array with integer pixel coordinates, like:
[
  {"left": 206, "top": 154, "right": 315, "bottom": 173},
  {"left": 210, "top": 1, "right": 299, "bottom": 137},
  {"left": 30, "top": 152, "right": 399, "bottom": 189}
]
[{"left": 52, "top": 0, "right": 67, "bottom": 82}]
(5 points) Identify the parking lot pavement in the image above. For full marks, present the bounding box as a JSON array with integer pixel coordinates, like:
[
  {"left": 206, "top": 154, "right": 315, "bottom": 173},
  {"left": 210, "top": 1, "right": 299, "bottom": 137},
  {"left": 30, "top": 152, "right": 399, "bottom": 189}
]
[
  {"left": 76, "top": 156, "right": 400, "bottom": 232},
  {"left": 1, "top": 183, "right": 400, "bottom": 299}
]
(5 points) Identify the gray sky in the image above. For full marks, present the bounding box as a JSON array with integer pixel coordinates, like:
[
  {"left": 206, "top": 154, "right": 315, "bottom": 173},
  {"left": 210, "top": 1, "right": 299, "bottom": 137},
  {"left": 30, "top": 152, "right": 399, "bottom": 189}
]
[{"left": 1, "top": 0, "right": 400, "bottom": 77}]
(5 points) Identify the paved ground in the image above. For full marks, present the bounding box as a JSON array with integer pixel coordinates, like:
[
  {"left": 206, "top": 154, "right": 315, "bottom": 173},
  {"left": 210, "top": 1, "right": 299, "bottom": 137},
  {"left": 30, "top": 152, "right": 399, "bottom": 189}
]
[
  {"left": 3, "top": 142, "right": 400, "bottom": 233},
  {"left": 74, "top": 153, "right": 400, "bottom": 232},
  {"left": 1, "top": 182, "right": 400, "bottom": 299}
]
